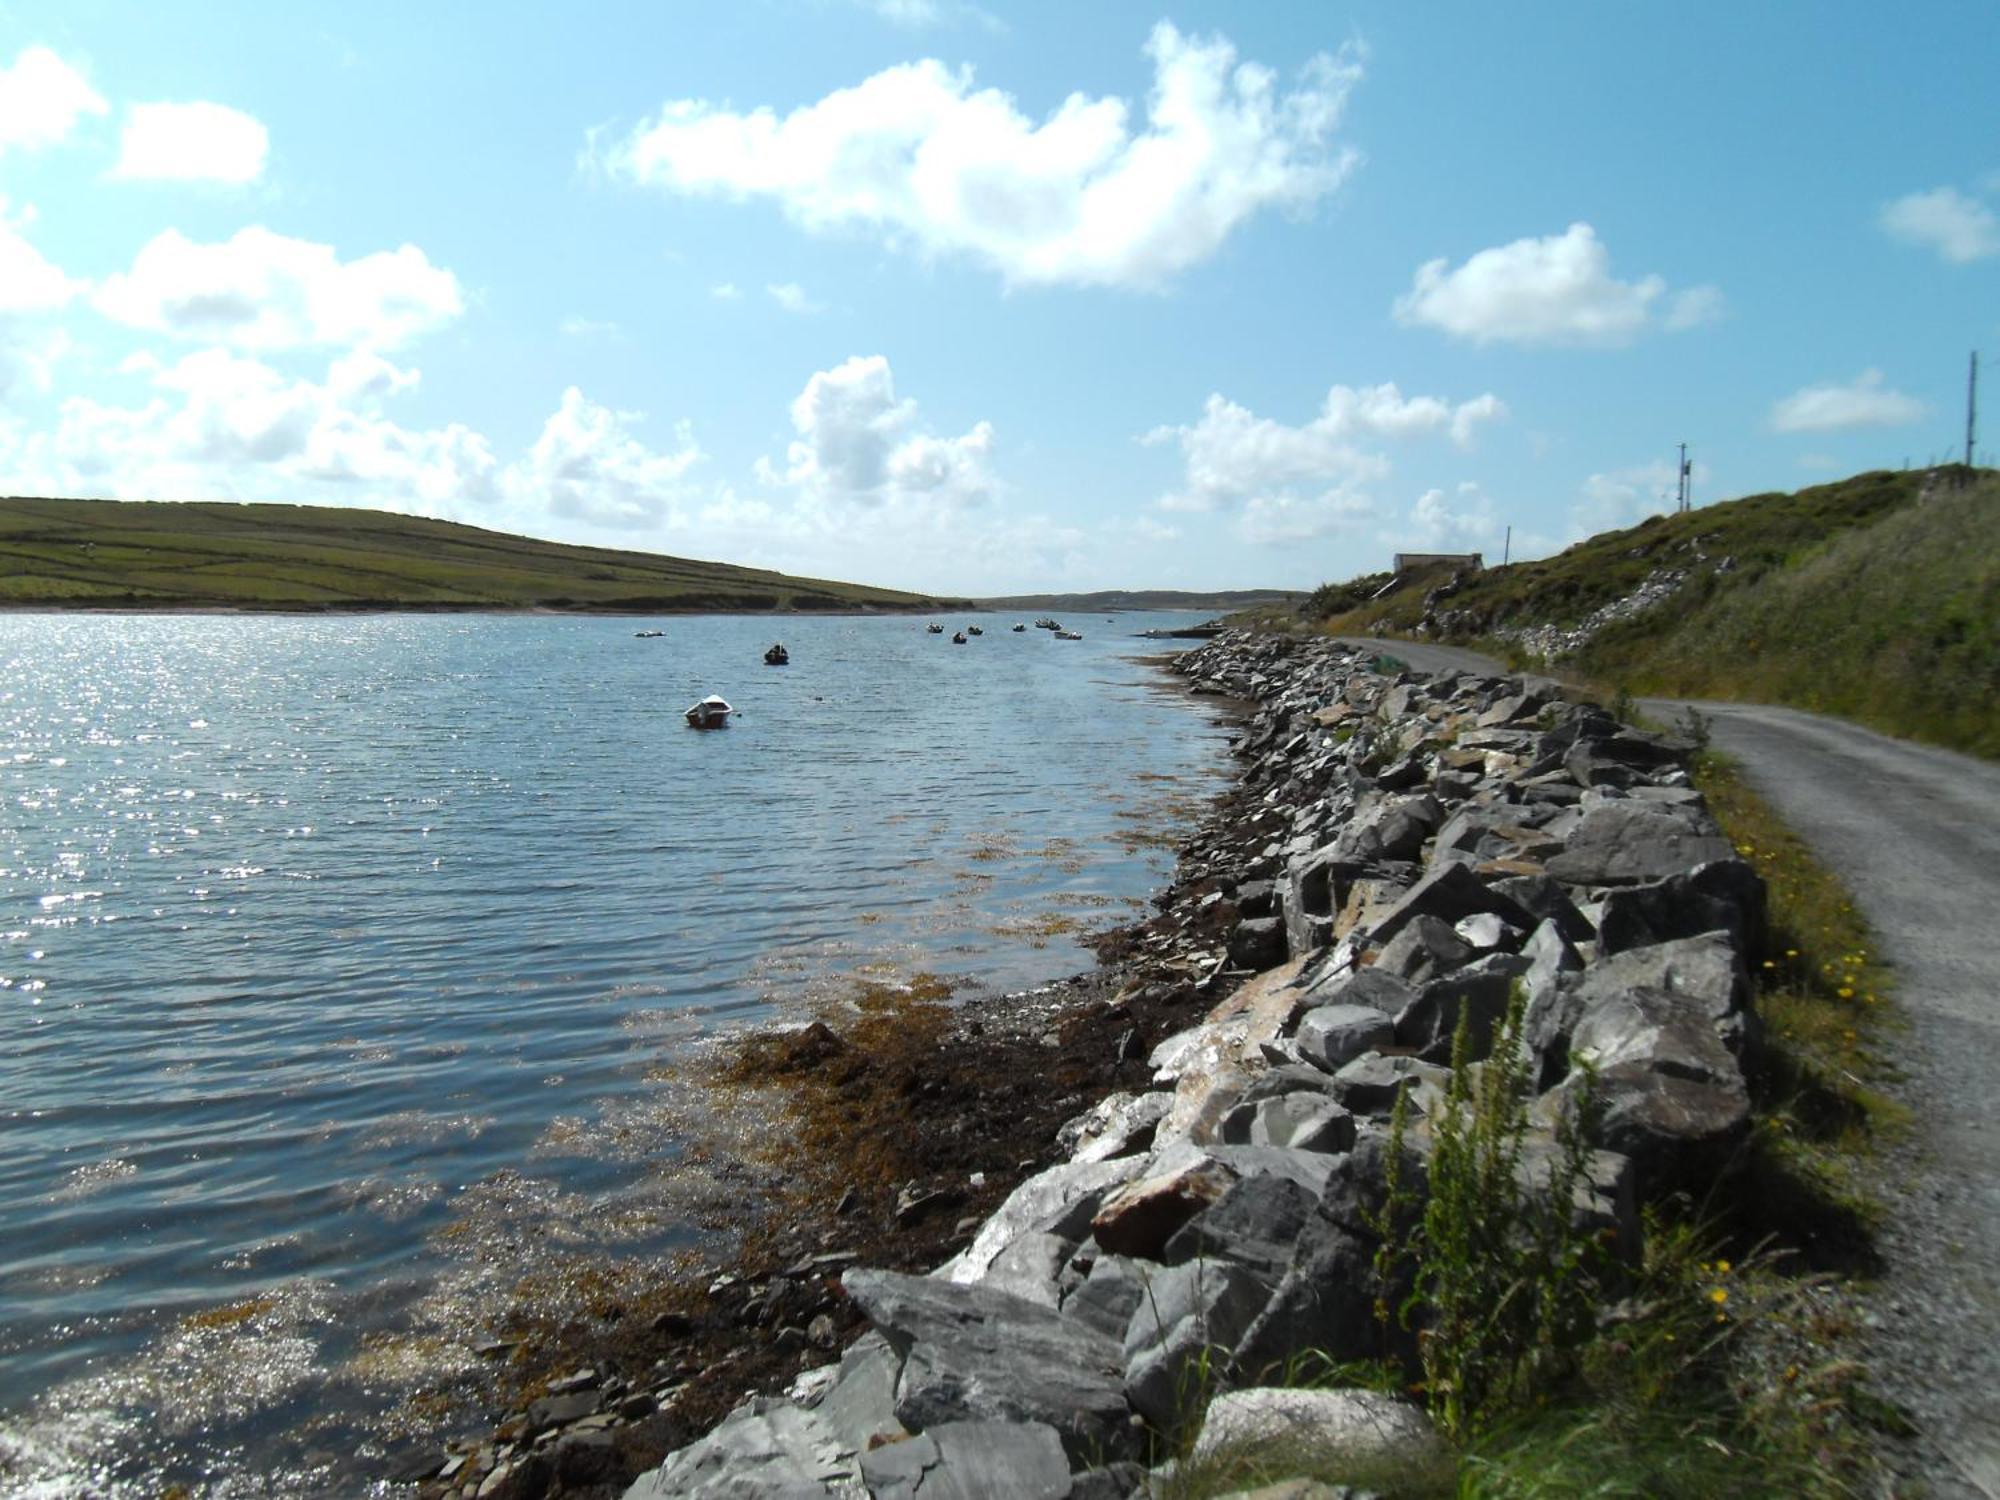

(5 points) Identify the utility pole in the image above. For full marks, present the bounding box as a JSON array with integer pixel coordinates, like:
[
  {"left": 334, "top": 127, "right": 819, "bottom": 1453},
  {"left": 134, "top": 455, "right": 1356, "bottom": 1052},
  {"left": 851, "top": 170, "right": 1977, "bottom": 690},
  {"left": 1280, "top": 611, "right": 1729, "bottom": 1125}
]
[
  {"left": 1968, "top": 351, "right": 1979, "bottom": 469},
  {"left": 1677, "top": 443, "right": 1692, "bottom": 513},
  {"left": 1503, "top": 525, "right": 1511, "bottom": 566}
]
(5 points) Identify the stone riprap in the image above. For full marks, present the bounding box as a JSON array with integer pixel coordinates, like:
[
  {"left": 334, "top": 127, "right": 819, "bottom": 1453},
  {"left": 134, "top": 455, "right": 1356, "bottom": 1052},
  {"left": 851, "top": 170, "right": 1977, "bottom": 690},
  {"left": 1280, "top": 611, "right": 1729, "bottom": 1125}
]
[{"left": 437, "top": 632, "right": 1765, "bottom": 1500}]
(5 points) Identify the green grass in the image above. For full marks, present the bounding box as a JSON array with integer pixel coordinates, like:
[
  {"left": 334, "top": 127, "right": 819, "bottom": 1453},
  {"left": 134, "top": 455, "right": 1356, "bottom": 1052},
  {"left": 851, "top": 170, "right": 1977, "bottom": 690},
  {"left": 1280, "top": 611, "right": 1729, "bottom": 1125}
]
[
  {"left": 1300, "top": 466, "right": 1999, "bottom": 758},
  {"left": 1580, "top": 475, "right": 2000, "bottom": 756},
  {"left": 0, "top": 495, "right": 966, "bottom": 613}
]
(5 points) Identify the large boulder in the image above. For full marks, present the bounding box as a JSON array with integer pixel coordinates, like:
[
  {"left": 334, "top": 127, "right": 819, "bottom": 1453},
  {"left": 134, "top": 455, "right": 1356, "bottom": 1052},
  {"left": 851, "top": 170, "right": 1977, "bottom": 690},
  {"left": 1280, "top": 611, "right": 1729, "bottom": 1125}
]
[
  {"left": 857, "top": 1420, "right": 1072, "bottom": 1500},
  {"left": 1293, "top": 1004, "right": 1395, "bottom": 1073},
  {"left": 940, "top": 1157, "right": 1149, "bottom": 1286},
  {"left": 1594, "top": 859, "right": 1764, "bottom": 958},
  {"left": 1122, "top": 1256, "right": 1271, "bottom": 1429},
  {"left": 1364, "top": 862, "right": 1536, "bottom": 948},
  {"left": 1392, "top": 952, "right": 1534, "bottom": 1062},
  {"left": 1566, "top": 986, "right": 1750, "bottom": 1182},
  {"left": 1189, "top": 1387, "right": 1445, "bottom": 1473},
  {"left": 842, "top": 1268, "right": 1135, "bottom": 1462},
  {"left": 1543, "top": 802, "right": 1734, "bottom": 887}
]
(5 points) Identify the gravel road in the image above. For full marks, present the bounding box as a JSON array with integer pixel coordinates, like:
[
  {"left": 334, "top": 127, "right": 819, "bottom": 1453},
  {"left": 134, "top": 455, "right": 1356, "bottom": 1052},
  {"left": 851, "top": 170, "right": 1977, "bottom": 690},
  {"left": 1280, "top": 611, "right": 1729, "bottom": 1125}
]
[{"left": 1339, "top": 637, "right": 2000, "bottom": 1496}]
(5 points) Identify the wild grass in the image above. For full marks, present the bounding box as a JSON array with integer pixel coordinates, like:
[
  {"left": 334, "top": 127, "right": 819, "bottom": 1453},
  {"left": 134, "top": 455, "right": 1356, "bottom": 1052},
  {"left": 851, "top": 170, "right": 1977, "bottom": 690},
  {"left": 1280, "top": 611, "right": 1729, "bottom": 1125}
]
[
  {"left": 1581, "top": 473, "right": 2000, "bottom": 757},
  {"left": 0, "top": 495, "right": 962, "bottom": 612}
]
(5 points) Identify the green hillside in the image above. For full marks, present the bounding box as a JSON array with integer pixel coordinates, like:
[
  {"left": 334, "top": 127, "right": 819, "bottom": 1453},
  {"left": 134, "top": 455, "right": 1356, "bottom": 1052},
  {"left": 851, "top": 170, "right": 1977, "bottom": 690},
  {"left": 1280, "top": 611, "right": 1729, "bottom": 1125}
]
[
  {"left": 0, "top": 496, "right": 966, "bottom": 613},
  {"left": 1305, "top": 467, "right": 2000, "bottom": 757}
]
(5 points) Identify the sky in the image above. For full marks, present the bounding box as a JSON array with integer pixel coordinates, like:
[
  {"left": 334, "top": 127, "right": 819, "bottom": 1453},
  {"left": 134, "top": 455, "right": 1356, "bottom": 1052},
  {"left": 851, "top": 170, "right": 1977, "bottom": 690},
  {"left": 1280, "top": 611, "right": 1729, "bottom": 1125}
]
[{"left": 0, "top": 1, "right": 1994, "bottom": 596}]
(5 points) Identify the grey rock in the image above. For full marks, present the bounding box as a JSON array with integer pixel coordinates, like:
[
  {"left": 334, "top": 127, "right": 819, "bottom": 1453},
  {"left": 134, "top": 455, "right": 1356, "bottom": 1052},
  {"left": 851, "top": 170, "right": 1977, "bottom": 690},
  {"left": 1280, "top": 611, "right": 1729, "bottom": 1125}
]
[
  {"left": 1162, "top": 1171, "right": 1319, "bottom": 1281},
  {"left": 843, "top": 1268, "right": 1133, "bottom": 1462},
  {"left": 857, "top": 1421, "right": 1071, "bottom": 1500},
  {"left": 941, "top": 1157, "right": 1149, "bottom": 1286},
  {"left": 1364, "top": 862, "right": 1536, "bottom": 947},
  {"left": 621, "top": 1395, "right": 855, "bottom": 1498},
  {"left": 1568, "top": 985, "right": 1750, "bottom": 1179},
  {"left": 1123, "top": 1256, "right": 1271, "bottom": 1428},
  {"left": 1371, "top": 915, "right": 1474, "bottom": 984},
  {"left": 1229, "top": 916, "right": 1288, "bottom": 970},
  {"left": 1297, "top": 964, "right": 1414, "bottom": 1018},
  {"left": 1327, "top": 1053, "right": 1451, "bottom": 1116},
  {"left": 980, "top": 1230, "right": 1072, "bottom": 1308},
  {"left": 1062, "top": 1254, "right": 1151, "bottom": 1343},
  {"left": 1543, "top": 802, "right": 1734, "bottom": 887},
  {"left": 1452, "top": 911, "right": 1521, "bottom": 951},
  {"left": 1490, "top": 872, "right": 1595, "bottom": 943},
  {"left": 526, "top": 1390, "right": 598, "bottom": 1434},
  {"left": 1218, "top": 1092, "right": 1355, "bottom": 1154},
  {"left": 1393, "top": 952, "right": 1534, "bottom": 1062},
  {"left": 1294, "top": 1004, "right": 1395, "bottom": 1073},
  {"left": 1058, "top": 1092, "right": 1174, "bottom": 1165},
  {"left": 1190, "top": 1386, "right": 1443, "bottom": 1470},
  {"left": 1568, "top": 930, "right": 1752, "bottom": 1051},
  {"left": 1594, "top": 858, "right": 1764, "bottom": 958}
]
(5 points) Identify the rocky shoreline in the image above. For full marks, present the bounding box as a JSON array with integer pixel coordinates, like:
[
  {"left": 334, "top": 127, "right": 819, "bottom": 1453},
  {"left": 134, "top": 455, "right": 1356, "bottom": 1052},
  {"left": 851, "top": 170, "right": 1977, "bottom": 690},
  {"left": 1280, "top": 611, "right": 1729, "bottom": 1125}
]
[{"left": 410, "top": 630, "right": 1767, "bottom": 1499}]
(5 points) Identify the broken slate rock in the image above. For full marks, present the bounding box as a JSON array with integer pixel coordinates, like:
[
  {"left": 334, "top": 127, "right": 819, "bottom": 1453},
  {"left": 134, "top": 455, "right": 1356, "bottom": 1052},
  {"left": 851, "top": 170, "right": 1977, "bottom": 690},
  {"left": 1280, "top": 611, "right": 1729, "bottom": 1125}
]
[
  {"left": 857, "top": 1420, "right": 1071, "bottom": 1500},
  {"left": 1293, "top": 1004, "right": 1395, "bottom": 1073}
]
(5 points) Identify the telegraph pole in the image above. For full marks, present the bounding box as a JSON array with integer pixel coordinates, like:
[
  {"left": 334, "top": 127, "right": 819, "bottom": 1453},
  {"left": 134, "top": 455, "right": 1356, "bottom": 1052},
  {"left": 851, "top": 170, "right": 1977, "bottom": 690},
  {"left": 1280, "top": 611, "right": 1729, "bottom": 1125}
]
[
  {"left": 1968, "top": 351, "right": 1979, "bottom": 469},
  {"left": 1677, "top": 443, "right": 1692, "bottom": 513}
]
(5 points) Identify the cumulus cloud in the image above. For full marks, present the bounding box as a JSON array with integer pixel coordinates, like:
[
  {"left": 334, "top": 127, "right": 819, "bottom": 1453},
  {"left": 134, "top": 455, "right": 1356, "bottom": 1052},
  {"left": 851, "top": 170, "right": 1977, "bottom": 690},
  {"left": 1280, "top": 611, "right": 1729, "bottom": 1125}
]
[
  {"left": 604, "top": 21, "right": 1362, "bottom": 289},
  {"left": 1770, "top": 369, "right": 1924, "bottom": 432},
  {"left": 0, "top": 46, "right": 107, "bottom": 155},
  {"left": 1395, "top": 222, "right": 1719, "bottom": 347},
  {"left": 709, "top": 282, "right": 743, "bottom": 300},
  {"left": 1570, "top": 459, "right": 1705, "bottom": 538},
  {"left": 765, "top": 354, "right": 994, "bottom": 512},
  {"left": 0, "top": 201, "right": 78, "bottom": 315},
  {"left": 94, "top": 227, "right": 463, "bottom": 351},
  {"left": 14, "top": 346, "right": 498, "bottom": 508},
  {"left": 506, "top": 388, "right": 704, "bottom": 529},
  {"left": 1143, "top": 382, "right": 1504, "bottom": 543},
  {"left": 1879, "top": 185, "right": 1999, "bottom": 264},
  {"left": 113, "top": 101, "right": 268, "bottom": 184},
  {"left": 1404, "top": 482, "right": 1501, "bottom": 551}
]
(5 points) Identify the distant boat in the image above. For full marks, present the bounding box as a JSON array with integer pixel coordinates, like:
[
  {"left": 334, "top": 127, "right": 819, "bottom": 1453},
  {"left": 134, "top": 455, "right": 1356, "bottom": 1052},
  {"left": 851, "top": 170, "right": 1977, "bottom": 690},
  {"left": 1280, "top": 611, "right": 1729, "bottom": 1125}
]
[
  {"left": 1054, "top": 629, "right": 1083, "bottom": 640},
  {"left": 685, "top": 695, "right": 732, "bottom": 728},
  {"left": 1034, "top": 617, "right": 1060, "bottom": 631},
  {"left": 952, "top": 631, "right": 968, "bottom": 644},
  {"left": 634, "top": 629, "right": 663, "bottom": 638},
  {"left": 1011, "top": 623, "right": 1027, "bottom": 632},
  {"left": 926, "top": 623, "right": 944, "bottom": 634},
  {"left": 764, "top": 642, "right": 790, "bottom": 665},
  {"left": 965, "top": 625, "right": 983, "bottom": 636}
]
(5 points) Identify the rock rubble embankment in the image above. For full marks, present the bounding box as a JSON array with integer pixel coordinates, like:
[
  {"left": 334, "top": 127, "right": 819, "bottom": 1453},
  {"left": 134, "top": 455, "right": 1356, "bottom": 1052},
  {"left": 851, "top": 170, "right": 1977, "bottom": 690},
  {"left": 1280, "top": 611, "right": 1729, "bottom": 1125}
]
[{"left": 426, "top": 631, "right": 1768, "bottom": 1500}]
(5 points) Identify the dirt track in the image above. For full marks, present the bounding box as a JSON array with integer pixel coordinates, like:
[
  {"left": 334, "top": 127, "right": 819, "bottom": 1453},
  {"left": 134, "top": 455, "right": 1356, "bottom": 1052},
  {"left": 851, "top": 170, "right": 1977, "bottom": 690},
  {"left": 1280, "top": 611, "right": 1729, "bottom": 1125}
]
[{"left": 1340, "top": 637, "right": 2000, "bottom": 1496}]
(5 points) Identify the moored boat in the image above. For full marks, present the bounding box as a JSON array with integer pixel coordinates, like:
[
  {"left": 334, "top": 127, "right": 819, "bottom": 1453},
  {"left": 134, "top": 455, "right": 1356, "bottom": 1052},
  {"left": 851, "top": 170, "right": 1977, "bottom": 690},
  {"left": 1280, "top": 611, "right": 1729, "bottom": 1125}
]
[
  {"left": 685, "top": 695, "right": 733, "bottom": 728},
  {"left": 951, "top": 631, "right": 968, "bottom": 644},
  {"left": 1054, "top": 629, "right": 1083, "bottom": 640},
  {"left": 764, "top": 643, "right": 789, "bottom": 665},
  {"left": 926, "top": 623, "right": 944, "bottom": 633}
]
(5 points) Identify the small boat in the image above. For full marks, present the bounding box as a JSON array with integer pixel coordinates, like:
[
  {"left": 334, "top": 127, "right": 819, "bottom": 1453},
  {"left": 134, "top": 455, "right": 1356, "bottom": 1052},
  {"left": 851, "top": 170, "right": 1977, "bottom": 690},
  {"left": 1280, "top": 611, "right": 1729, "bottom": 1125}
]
[
  {"left": 634, "top": 629, "right": 663, "bottom": 638},
  {"left": 926, "top": 623, "right": 944, "bottom": 634},
  {"left": 951, "top": 631, "right": 968, "bottom": 644},
  {"left": 685, "top": 695, "right": 733, "bottom": 728},
  {"left": 1011, "top": 623, "right": 1026, "bottom": 632},
  {"left": 764, "top": 642, "right": 789, "bottom": 665},
  {"left": 965, "top": 625, "right": 984, "bottom": 637},
  {"left": 1054, "top": 629, "right": 1083, "bottom": 641},
  {"left": 1034, "top": 617, "right": 1060, "bottom": 631}
]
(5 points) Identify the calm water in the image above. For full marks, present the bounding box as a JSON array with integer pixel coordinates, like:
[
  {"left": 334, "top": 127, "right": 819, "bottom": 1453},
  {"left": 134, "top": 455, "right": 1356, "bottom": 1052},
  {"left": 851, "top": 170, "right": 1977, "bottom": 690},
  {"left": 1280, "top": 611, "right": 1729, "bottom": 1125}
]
[{"left": 0, "top": 611, "right": 1230, "bottom": 1495}]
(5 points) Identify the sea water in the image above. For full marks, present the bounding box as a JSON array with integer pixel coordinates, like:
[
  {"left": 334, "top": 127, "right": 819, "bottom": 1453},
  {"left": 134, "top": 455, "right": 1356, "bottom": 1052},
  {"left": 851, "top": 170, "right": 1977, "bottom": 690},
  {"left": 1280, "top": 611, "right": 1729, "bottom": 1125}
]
[{"left": 0, "top": 610, "right": 1232, "bottom": 1494}]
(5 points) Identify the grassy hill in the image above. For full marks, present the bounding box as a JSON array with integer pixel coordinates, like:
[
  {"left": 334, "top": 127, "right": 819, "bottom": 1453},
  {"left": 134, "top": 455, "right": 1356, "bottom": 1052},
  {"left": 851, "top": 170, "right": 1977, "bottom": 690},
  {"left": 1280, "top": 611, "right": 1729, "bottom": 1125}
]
[
  {"left": 0, "top": 496, "right": 967, "bottom": 614},
  {"left": 1304, "top": 467, "right": 2000, "bottom": 758}
]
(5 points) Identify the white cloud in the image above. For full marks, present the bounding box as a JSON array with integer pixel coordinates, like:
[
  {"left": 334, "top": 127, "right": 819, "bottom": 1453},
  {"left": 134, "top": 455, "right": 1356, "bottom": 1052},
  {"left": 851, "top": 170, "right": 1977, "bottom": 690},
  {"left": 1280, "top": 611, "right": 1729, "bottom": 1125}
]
[
  {"left": 0, "top": 46, "right": 107, "bottom": 155},
  {"left": 1879, "top": 185, "right": 1999, "bottom": 264},
  {"left": 1143, "top": 382, "right": 1504, "bottom": 542},
  {"left": 0, "top": 200, "right": 78, "bottom": 315},
  {"left": 1404, "top": 482, "right": 1500, "bottom": 550},
  {"left": 113, "top": 101, "right": 268, "bottom": 184},
  {"left": 709, "top": 282, "right": 742, "bottom": 300},
  {"left": 94, "top": 227, "right": 463, "bottom": 351},
  {"left": 605, "top": 22, "right": 1362, "bottom": 290},
  {"left": 12, "top": 346, "right": 498, "bottom": 508},
  {"left": 506, "top": 387, "right": 704, "bottom": 529},
  {"left": 559, "top": 316, "right": 622, "bottom": 338},
  {"left": 765, "top": 281, "right": 820, "bottom": 314},
  {"left": 1770, "top": 369, "right": 1924, "bottom": 432},
  {"left": 1395, "top": 222, "right": 1718, "bottom": 348},
  {"left": 765, "top": 353, "right": 994, "bottom": 513}
]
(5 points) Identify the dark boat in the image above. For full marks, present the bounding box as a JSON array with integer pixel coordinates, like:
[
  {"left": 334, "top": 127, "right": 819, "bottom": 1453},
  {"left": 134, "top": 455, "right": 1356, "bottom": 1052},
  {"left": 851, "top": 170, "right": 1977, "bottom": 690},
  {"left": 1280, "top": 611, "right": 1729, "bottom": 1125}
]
[{"left": 764, "top": 643, "right": 789, "bottom": 665}]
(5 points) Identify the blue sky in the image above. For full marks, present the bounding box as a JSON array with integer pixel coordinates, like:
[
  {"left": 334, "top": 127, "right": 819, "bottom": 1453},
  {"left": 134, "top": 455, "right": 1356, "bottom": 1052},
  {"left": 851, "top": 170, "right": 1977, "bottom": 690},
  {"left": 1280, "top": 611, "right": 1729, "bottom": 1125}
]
[{"left": 0, "top": 2, "right": 1993, "bottom": 594}]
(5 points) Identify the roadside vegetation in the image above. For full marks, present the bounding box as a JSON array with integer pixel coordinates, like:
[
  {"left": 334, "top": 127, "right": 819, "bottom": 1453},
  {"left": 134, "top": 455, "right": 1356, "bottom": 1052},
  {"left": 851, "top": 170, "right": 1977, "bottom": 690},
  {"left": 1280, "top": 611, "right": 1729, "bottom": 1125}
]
[
  {"left": 1298, "top": 467, "right": 1998, "bottom": 759},
  {"left": 0, "top": 495, "right": 961, "bottom": 612}
]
